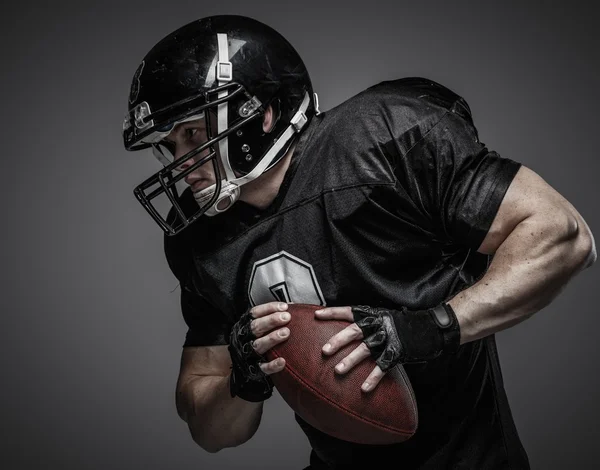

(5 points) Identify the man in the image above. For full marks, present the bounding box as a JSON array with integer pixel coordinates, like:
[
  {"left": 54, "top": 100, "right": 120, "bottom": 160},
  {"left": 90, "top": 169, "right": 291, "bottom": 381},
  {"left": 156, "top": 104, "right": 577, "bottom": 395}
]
[{"left": 122, "top": 14, "right": 596, "bottom": 469}]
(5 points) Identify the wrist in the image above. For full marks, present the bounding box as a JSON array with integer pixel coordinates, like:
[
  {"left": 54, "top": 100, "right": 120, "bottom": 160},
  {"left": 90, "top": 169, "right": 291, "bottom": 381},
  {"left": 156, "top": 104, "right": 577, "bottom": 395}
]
[
  {"left": 228, "top": 360, "right": 273, "bottom": 402},
  {"left": 390, "top": 303, "right": 461, "bottom": 363},
  {"left": 430, "top": 303, "right": 461, "bottom": 353}
]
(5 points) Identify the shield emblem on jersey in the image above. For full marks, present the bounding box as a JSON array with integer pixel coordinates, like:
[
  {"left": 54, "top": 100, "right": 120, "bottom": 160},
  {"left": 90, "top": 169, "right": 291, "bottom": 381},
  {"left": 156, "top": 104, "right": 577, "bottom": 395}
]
[{"left": 248, "top": 250, "right": 325, "bottom": 307}]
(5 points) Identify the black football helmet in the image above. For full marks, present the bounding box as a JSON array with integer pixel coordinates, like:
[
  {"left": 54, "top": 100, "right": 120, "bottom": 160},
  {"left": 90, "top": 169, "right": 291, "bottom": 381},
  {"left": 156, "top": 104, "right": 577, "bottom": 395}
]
[{"left": 122, "top": 15, "right": 318, "bottom": 235}]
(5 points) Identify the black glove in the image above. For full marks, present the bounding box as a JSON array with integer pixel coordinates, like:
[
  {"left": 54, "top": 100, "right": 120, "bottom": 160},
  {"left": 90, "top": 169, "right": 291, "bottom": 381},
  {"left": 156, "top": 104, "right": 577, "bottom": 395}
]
[
  {"left": 228, "top": 308, "right": 274, "bottom": 402},
  {"left": 351, "top": 303, "right": 461, "bottom": 372}
]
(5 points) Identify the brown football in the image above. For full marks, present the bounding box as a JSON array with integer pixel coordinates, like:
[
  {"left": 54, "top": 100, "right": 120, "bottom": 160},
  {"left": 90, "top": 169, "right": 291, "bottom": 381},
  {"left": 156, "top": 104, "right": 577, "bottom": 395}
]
[{"left": 264, "top": 303, "right": 418, "bottom": 445}]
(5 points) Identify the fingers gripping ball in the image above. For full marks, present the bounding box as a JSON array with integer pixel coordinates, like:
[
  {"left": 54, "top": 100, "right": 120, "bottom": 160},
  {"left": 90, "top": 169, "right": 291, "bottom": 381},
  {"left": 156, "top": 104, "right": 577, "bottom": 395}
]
[
  {"left": 228, "top": 309, "right": 274, "bottom": 402},
  {"left": 264, "top": 303, "right": 418, "bottom": 445},
  {"left": 352, "top": 303, "right": 461, "bottom": 371}
]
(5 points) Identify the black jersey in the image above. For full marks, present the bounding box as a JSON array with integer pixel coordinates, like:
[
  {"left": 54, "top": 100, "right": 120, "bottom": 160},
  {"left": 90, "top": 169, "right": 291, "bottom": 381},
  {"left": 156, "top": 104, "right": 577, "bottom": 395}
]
[{"left": 164, "top": 77, "right": 530, "bottom": 469}]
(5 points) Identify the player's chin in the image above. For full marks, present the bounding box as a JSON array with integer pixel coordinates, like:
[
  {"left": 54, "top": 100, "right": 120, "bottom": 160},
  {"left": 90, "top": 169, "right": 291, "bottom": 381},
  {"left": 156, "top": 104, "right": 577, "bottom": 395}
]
[{"left": 190, "top": 179, "right": 214, "bottom": 193}]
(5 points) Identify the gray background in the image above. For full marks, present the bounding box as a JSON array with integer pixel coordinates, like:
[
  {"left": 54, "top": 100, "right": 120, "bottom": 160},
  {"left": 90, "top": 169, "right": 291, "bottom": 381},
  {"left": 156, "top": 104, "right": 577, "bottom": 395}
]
[{"left": 1, "top": 1, "right": 598, "bottom": 469}]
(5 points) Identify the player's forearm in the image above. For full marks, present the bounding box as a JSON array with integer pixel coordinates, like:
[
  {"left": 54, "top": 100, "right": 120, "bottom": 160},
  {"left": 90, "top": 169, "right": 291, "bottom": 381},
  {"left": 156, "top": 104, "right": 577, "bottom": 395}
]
[
  {"left": 449, "top": 212, "right": 596, "bottom": 344},
  {"left": 177, "top": 374, "right": 264, "bottom": 453}
]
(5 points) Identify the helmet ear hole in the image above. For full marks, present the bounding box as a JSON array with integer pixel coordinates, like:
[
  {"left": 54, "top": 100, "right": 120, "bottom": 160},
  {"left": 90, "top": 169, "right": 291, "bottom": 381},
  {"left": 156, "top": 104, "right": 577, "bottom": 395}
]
[{"left": 263, "top": 99, "right": 281, "bottom": 134}]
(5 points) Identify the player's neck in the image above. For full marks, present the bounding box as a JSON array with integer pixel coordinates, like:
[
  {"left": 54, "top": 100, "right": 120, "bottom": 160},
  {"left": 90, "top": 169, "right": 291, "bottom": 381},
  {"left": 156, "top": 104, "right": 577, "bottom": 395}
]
[{"left": 239, "top": 143, "right": 296, "bottom": 210}]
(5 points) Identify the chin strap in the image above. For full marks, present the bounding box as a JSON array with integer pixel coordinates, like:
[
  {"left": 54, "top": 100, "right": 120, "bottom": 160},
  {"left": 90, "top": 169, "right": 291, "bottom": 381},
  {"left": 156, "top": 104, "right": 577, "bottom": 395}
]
[
  {"left": 203, "top": 32, "right": 240, "bottom": 216},
  {"left": 194, "top": 89, "right": 312, "bottom": 215}
]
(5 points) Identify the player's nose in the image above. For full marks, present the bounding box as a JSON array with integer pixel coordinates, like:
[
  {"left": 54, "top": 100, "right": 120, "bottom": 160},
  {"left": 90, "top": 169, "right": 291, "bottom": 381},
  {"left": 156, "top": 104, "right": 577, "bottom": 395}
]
[{"left": 174, "top": 146, "right": 204, "bottom": 172}]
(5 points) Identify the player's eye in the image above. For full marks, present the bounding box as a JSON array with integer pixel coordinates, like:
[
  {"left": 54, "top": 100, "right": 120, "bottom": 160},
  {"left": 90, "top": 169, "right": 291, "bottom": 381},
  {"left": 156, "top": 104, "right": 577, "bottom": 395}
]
[{"left": 184, "top": 128, "right": 199, "bottom": 140}]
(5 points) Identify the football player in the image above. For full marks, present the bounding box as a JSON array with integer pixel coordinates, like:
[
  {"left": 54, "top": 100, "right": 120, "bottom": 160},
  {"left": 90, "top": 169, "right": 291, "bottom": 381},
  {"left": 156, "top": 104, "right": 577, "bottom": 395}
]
[{"left": 122, "top": 15, "right": 596, "bottom": 469}]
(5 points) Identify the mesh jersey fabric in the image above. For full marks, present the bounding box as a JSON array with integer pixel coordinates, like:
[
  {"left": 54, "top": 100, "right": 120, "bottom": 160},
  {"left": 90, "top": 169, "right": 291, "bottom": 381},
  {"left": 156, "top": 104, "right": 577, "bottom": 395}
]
[{"left": 163, "top": 77, "right": 530, "bottom": 469}]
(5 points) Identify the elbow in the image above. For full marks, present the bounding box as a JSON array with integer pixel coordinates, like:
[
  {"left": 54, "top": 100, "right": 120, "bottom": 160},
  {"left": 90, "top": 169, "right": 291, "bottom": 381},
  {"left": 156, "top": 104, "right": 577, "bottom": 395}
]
[
  {"left": 185, "top": 412, "right": 259, "bottom": 454},
  {"left": 188, "top": 425, "right": 226, "bottom": 453},
  {"left": 190, "top": 427, "right": 253, "bottom": 454},
  {"left": 197, "top": 439, "right": 225, "bottom": 454},
  {"left": 565, "top": 212, "right": 596, "bottom": 270},
  {"left": 198, "top": 442, "right": 229, "bottom": 454},
  {"left": 577, "top": 226, "right": 597, "bottom": 269}
]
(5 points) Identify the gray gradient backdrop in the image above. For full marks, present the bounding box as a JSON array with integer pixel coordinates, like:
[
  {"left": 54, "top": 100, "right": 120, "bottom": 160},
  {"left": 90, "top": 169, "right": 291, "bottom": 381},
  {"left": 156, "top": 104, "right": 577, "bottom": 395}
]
[{"left": 1, "top": 1, "right": 598, "bottom": 469}]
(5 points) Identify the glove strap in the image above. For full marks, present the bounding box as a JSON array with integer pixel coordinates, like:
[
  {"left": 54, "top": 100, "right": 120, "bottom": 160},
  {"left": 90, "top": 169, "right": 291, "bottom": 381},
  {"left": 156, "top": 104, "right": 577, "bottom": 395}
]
[
  {"left": 228, "top": 360, "right": 274, "bottom": 402},
  {"left": 430, "top": 303, "right": 461, "bottom": 354}
]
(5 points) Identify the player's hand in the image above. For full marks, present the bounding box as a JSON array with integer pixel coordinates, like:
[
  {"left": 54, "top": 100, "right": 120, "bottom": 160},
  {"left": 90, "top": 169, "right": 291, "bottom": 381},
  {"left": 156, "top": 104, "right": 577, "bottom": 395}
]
[
  {"left": 228, "top": 301, "right": 291, "bottom": 402},
  {"left": 315, "top": 303, "right": 461, "bottom": 392}
]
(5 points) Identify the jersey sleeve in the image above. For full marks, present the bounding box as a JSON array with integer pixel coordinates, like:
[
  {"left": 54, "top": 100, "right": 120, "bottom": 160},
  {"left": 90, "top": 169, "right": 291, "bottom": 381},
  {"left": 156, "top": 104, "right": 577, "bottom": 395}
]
[
  {"left": 163, "top": 205, "right": 232, "bottom": 347},
  {"left": 395, "top": 98, "right": 521, "bottom": 250},
  {"left": 179, "top": 285, "right": 231, "bottom": 347}
]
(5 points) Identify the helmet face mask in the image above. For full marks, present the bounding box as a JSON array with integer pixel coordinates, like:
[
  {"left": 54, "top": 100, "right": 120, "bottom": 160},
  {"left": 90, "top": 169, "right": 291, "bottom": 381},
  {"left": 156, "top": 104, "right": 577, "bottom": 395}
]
[
  {"left": 123, "top": 15, "right": 316, "bottom": 236},
  {"left": 132, "top": 113, "right": 223, "bottom": 236}
]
